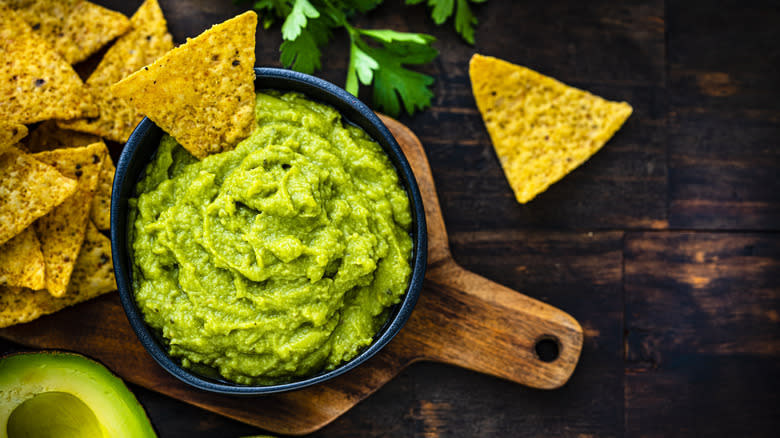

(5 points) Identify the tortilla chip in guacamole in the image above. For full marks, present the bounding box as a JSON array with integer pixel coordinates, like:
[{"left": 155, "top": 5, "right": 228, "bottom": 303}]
[{"left": 111, "top": 10, "right": 257, "bottom": 159}]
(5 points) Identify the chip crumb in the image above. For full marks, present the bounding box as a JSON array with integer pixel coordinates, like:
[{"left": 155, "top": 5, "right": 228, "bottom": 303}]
[{"left": 469, "top": 54, "right": 633, "bottom": 204}]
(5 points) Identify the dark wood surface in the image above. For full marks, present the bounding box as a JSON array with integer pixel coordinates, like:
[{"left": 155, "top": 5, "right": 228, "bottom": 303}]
[{"left": 2, "top": 0, "right": 779, "bottom": 436}]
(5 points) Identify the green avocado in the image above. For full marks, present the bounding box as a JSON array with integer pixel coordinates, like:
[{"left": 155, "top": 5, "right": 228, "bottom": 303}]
[{"left": 0, "top": 352, "right": 156, "bottom": 438}]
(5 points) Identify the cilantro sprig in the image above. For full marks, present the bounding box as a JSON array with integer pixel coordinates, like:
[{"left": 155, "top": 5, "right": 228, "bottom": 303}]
[
  {"left": 345, "top": 28, "right": 438, "bottom": 116},
  {"left": 406, "top": 0, "right": 488, "bottom": 44},
  {"left": 248, "top": 0, "right": 485, "bottom": 116}
]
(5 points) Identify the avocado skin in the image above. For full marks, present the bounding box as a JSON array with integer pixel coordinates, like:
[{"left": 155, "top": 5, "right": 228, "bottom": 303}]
[{"left": 0, "top": 351, "right": 156, "bottom": 438}]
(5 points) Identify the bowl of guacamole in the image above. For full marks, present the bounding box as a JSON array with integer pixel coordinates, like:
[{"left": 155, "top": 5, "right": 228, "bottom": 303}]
[{"left": 111, "top": 68, "right": 427, "bottom": 395}]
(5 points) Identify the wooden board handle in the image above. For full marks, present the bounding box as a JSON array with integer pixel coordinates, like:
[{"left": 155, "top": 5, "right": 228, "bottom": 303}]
[
  {"left": 401, "top": 261, "right": 584, "bottom": 389},
  {"left": 378, "top": 115, "right": 450, "bottom": 264}
]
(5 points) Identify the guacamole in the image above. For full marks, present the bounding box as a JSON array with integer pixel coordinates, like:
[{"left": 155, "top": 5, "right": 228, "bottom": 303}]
[{"left": 129, "top": 91, "right": 413, "bottom": 385}]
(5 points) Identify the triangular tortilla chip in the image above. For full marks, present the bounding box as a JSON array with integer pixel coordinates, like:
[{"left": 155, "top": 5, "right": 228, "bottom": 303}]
[
  {"left": 0, "top": 147, "right": 78, "bottom": 246},
  {"left": 20, "top": 120, "right": 101, "bottom": 153},
  {"left": 90, "top": 152, "right": 115, "bottom": 230},
  {"left": 0, "top": 5, "right": 97, "bottom": 124},
  {"left": 58, "top": 0, "right": 173, "bottom": 143},
  {"left": 6, "top": 0, "right": 131, "bottom": 64},
  {"left": 0, "top": 220, "right": 115, "bottom": 328},
  {"left": 0, "top": 286, "right": 55, "bottom": 328},
  {"left": 0, "top": 283, "right": 112, "bottom": 328},
  {"left": 469, "top": 54, "right": 633, "bottom": 203},
  {"left": 67, "top": 221, "right": 116, "bottom": 296},
  {"left": 0, "top": 227, "right": 45, "bottom": 290},
  {"left": 32, "top": 142, "right": 106, "bottom": 297},
  {"left": 112, "top": 11, "right": 257, "bottom": 159},
  {"left": 0, "top": 123, "right": 28, "bottom": 154}
]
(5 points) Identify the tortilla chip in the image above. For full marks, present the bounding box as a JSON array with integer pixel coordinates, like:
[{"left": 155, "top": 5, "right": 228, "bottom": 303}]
[
  {"left": 0, "top": 219, "right": 116, "bottom": 328},
  {"left": 0, "top": 5, "right": 97, "bottom": 124},
  {"left": 0, "top": 124, "right": 28, "bottom": 154},
  {"left": 67, "top": 221, "right": 116, "bottom": 296},
  {"left": 469, "top": 54, "right": 633, "bottom": 203},
  {"left": 0, "top": 286, "right": 54, "bottom": 328},
  {"left": 31, "top": 142, "right": 106, "bottom": 297},
  {"left": 58, "top": 0, "right": 173, "bottom": 143},
  {"left": 0, "top": 283, "right": 111, "bottom": 328},
  {"left": 0, "top": 227, "right": 45, "bottom": 290},
  {"left": 6, "top": 0, "right": 131, "bottom": 64},
  {"left": 0, "top": 147, "right": 78, "bottom": 246},
  {"left": 21, "top": 120, "right": 101, "bottom": 153},
  {"left": 91, "top": 152, "right": 115, "bottom": 230},
  {"left": 112, "top": 11, "right": 257, "bottom": 159}
]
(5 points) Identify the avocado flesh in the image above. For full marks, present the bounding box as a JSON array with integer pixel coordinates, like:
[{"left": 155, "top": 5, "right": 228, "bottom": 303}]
[
  {"left": 0, "top": 352, "right": 156, "bottom": 438},
  {"left": 7, "top": 392, "right": 103, "bottom": 438}
]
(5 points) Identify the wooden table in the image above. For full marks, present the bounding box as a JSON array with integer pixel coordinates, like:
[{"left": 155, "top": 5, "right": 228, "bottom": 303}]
[{"left": 2, "top": 0, "right": 778, "bottom": 436}]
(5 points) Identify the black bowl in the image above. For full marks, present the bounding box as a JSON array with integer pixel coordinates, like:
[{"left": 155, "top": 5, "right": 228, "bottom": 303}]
[{"left": 111, "top": 67, "right": 427, "bottom": 395}]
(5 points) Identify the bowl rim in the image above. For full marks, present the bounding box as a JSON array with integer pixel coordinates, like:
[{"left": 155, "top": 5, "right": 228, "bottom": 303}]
[{"left": 111, "top": 67, "right": 427, "bottom": 395}]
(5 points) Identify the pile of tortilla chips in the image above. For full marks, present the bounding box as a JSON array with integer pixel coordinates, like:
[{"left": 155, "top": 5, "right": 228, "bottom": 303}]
[
  {"left": 1, "top": 2, "right": 260, "bottom": 327},
  {"left": 0, "top": 142, "right": 115, "bottom": 327},
  {"left": 469, "top": 54, "right": 633, "bottom": 204},
  {"left": 0, "top": 0, "right": 174, "bottom": 327}
]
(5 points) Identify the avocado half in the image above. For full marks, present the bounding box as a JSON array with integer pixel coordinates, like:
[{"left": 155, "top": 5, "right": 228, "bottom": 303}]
[{"left": 0, "top": 351, "right": 156, "bottom": 438}]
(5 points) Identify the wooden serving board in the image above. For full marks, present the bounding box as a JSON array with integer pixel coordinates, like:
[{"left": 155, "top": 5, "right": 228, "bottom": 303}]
[{"left": 0, "top": 116, "right": 584, "bottom": 436}]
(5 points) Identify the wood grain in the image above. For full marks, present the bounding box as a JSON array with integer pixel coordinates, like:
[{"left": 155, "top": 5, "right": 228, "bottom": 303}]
[
  {"left": 624, "top": 232, "right": 780, "bottom": 436},
  {"left": 0, "top": 116, "right": 583, "bottom": 435},
  {"left": 667, "top": 0, "right": 780, "bottom": 230}
]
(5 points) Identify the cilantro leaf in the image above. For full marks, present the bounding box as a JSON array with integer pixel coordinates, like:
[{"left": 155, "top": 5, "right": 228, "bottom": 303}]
[
  {"left": 346, "top": 43, "right": 379, "bottom": 95},
  {"left": 281, "top": 0, "right": 320, "bottom": 40},
  {"left": 454, "top": 0, "right": 477, "bottom": 44},
  {"left": 338, "top": 0, "right": 384, "bottom": 14},
  {"left": 407, "top": 0, "right": 485, "bottom": 44},
  {"left": 369, "top": 50, "right": 436, "bottom": 117},
  {"left": 358, "top": 29, "right": 434, "bottom": 45},
  {"left": 351, "top": 29, "right": 438, "bottom": 116},
  {"left": 251, "top": 0, "right": 293, "bottom": 28},
  {"left": 280, "top": 15, "right": 333, "bottom": 73},
  {"left": 430, "top": 0, "right": 454, "bottom": 25}
]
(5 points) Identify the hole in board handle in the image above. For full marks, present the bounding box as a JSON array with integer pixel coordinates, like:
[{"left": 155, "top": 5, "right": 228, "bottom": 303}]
[{"left": 534, "top": 336, "right": 560, "bottom": 363}]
